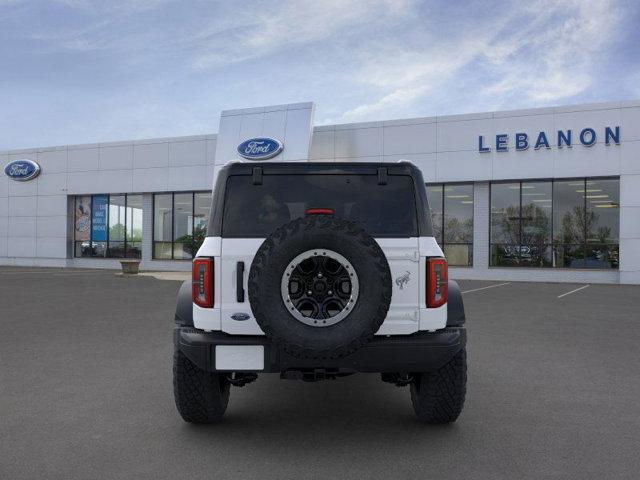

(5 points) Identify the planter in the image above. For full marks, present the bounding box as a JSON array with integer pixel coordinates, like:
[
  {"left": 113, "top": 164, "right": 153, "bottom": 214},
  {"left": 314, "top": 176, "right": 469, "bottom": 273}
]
[{"left": 119, "top": 259, "right": 141, "bottom": 274}]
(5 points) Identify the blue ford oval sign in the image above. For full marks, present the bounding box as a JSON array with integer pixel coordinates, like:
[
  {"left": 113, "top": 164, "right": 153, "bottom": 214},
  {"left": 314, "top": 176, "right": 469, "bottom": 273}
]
[
  {"left": 231, "top": 313, "right": 251, "bottom": 321},
  {"left": 4, "top": 159, "right": 41, "bottom": 181},
  {"left": 237, "top": 137, "right": 283, "bottom": 160}
]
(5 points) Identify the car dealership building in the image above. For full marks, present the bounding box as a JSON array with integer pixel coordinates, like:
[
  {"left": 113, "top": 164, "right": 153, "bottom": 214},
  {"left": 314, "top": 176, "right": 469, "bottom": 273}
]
[{"left": 1, "top": 100, "right": 639, "bottom": 284}]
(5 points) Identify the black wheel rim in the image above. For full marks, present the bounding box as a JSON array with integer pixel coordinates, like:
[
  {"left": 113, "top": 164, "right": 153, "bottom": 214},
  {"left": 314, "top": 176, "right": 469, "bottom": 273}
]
[{"left": 281, "top": 249, "right": 359, "bottom": 327}]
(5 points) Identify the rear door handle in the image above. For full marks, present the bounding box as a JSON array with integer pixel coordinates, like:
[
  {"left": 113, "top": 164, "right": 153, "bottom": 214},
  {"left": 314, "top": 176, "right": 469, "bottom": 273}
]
[{"left": 236, "top": 261, "right": 245, "bottom": 302}]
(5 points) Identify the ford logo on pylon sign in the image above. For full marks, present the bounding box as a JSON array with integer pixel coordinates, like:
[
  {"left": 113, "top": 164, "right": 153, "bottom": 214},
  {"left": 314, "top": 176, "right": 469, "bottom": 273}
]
[
  {"left": 4, "top": 159, "right": 41, "bottom": 181},
  {"left": 237, "top": 137, "right": 283, "bottom": 160}
]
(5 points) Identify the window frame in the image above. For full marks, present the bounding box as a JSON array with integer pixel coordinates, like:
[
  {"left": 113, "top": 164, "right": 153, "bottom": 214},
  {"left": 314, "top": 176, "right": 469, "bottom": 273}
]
[
  {"left": 489, "top": 176, "right": 620, "bottom": 269},
  {"left": 220, "top": 173, "right": 420, "bottom": 238},
  {"left": 73, "top": 193, "right": 143, "bottom": 259},
  {"left": 124, "top": 194, "right": 143, "bottom": 258},
  {"left": 489, "top": 179, "right": 553, "bottom": 268},
  {"left": 152, "top": 191, "right": 212, "bottom": 260},
  {"left": 426, "top": 182, "right": 474, "bottom": 267}
]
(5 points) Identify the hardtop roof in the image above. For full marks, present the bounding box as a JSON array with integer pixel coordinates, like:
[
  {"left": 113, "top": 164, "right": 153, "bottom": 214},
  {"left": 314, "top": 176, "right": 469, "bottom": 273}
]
[{"left": 219, "top": 161, "right": 424, "bottom": 178}]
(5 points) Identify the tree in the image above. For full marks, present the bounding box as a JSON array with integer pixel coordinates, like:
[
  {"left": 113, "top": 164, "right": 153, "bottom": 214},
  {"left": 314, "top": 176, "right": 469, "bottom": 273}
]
[
  {"left": 175, "top": 225, "right": 208, "bottom": 257},
  {"left": 492, "top": 203, "right": 551, "bottom": 266},
  {"left": 557, "top": 205, "right": 606, "bottom": 244},
  {"left": 109, "top": 223, "right": 125, "bottom": 241}
]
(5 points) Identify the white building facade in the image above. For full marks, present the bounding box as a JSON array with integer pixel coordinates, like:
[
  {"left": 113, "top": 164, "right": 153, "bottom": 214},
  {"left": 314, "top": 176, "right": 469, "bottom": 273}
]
[{"left": 1, "top": 100, "right": 639, "bottom": 284}]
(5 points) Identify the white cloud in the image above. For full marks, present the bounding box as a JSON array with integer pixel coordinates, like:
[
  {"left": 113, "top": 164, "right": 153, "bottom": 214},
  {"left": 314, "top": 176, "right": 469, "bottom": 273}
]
[
  {"left": 339, "top": 85, "right": 429, "bottom": 121},
  {"left": 52, "top": 0, "right": 170, "bottom": 13},
  {"left": 191, "top": 0, "right": 413, "bottom": 69},
  {"left": 338, "top": 36, "right": 492, "bottom": 121},
  {"left": 629, "top": 70, "right": 640, "bottom": 98},
  {"left": 335, "top": 0, "right": 625, "bottom": 122},
  {"left": 481, "top": 0, "right": 621, "bottom": 105},
  {"left": 0, "top": 0, "right": 634, "bottom": 149}
]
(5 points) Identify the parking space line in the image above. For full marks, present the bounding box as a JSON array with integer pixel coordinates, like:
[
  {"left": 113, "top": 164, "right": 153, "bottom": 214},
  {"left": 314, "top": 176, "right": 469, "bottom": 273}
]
[
  {"left": 0, "top": 270, "right": 114, "bottom": 276},
  {"left": 461, "top": 282, "right": 511, "bottom": 294},
  {"left": 557, "top": 284, "right": 590, "bottom": 298},
  {"left": 51, "top": 273, "right": 115, "bottom": 276},
  {"left": 0, "top": 271, "right": 62, "bottom": 275}
]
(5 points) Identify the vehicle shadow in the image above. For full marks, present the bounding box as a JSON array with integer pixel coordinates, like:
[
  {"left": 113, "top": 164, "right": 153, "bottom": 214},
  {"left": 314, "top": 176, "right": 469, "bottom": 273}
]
[{"left": 171, "top": 373, "right": 464, "bottom": 447}]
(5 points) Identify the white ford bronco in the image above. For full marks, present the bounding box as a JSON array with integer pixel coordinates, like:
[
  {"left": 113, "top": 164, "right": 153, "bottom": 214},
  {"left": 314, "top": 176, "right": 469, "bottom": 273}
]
[{"left": 173, "top": 161, "right": 467, "bottom": 423}]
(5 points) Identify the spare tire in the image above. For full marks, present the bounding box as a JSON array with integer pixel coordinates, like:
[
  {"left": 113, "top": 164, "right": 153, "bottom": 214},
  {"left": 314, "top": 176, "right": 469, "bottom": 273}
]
[{"left": 248, "top": 215, "right": 392, "bottom": 359}]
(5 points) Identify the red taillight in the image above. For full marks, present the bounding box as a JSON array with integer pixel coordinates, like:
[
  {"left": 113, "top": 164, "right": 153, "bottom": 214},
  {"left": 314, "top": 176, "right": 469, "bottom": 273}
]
[
  {"left": 192, "top": 258, "right": 214, "bottom": 308},
  {"left": 305, "top": 208, "right": 335, "bottom": 215},
  {"left": 426, "top": 257, "right": 448, "bottom": 308}
]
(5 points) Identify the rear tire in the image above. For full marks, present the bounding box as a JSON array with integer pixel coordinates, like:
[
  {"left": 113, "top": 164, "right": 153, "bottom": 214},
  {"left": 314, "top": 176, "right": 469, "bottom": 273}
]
[
  {"left": 173, "top": 348, "right": 230, "bottom": 423},
  {"left": 410, "top": 348, "right": 467, "bottom": 424}
]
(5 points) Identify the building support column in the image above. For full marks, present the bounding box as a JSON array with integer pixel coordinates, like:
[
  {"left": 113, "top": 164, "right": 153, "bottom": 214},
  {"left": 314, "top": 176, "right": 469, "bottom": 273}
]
[
  {"left": 473, "top": 181, "right": 490, "bottom": 271},
  {"left": 142, "top": 193, "right": 153, "bottom": 263},
  {"left": 619, "top": 173, "right": 640, "bottom": 284}
]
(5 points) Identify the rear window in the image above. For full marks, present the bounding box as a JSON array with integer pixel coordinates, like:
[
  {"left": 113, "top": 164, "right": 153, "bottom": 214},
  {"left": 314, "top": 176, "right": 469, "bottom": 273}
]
[{"left": 222, "top": 174, "right": 418, "bottom": 237}]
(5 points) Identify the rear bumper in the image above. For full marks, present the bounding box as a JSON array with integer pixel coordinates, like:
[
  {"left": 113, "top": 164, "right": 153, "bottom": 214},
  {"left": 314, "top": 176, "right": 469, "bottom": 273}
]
[{"left": 174, "top": 327, "right": 466, "bottom": 374}]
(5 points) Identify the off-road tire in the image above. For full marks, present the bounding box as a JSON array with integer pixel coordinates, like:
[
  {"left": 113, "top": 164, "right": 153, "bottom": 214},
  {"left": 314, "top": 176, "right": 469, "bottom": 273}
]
[
  {"left": 173, "top": 347, "right": 230, "bottom": 423},
  {"left": 410, "top": 347, "right": 467, "bottom": 423},
  {"left": 248, "top": 215, "right": 392, "bottom": 359}
]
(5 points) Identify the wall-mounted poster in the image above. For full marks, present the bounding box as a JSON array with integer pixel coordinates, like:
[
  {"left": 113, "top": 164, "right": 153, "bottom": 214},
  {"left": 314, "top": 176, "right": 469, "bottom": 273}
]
[
  {"left": 74, "top": 196, "right": 91, "bottom": 241},
  {"left": 91, "top": 194, "right": 108, "bottom": 242}
]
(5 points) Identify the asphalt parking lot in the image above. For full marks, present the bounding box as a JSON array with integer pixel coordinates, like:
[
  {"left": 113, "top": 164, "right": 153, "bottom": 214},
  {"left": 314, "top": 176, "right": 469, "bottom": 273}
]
[{"left": 1, "top": 268, "right": 639, "bottom": 479}]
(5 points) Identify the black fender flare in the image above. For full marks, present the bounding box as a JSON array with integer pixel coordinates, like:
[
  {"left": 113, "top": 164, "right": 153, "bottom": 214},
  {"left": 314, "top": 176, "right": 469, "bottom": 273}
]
[
  {"left": 446, "top": 280, "right": 465, "bottom": 326},
  {"left": 175, "top": 280, "right": 194, "bottom": 326}
]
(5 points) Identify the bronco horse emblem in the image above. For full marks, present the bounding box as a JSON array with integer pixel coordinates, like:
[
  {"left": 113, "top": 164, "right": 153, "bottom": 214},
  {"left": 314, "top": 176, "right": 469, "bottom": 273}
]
[{"left": 395, "top": 271, "right": 411, "bottom": 290}]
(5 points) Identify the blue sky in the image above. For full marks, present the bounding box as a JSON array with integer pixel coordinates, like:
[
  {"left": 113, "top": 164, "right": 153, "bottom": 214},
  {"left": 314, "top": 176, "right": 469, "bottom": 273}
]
[{"left": 1, "top": 0, "right": 639, "bottom": 150}]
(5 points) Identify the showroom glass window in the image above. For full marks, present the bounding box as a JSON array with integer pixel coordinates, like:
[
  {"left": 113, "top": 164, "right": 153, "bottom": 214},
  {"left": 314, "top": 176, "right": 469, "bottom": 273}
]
[
  {"left": 152, "top": 191, "right": 212, "bottom": 259},
  {"left": 553, "top": 179, "right": 619, "bottom": 269},
  {"left": 490, "top": 178, "right": 619, "bottom": 269},
  {"left": 74, "top": 194, "right": 143, "bottom": 258},
  {"left": 426, "top": 183, "right": 473, "bottom": 266},
  {"left": 490, "top": 181, "right": 552, "bottom": 267}
]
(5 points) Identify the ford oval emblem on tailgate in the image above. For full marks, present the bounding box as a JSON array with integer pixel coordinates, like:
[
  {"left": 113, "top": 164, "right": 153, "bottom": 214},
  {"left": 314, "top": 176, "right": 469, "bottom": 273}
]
[{"left": 231, "top": 313, "right": 251, "bottom": 321}]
